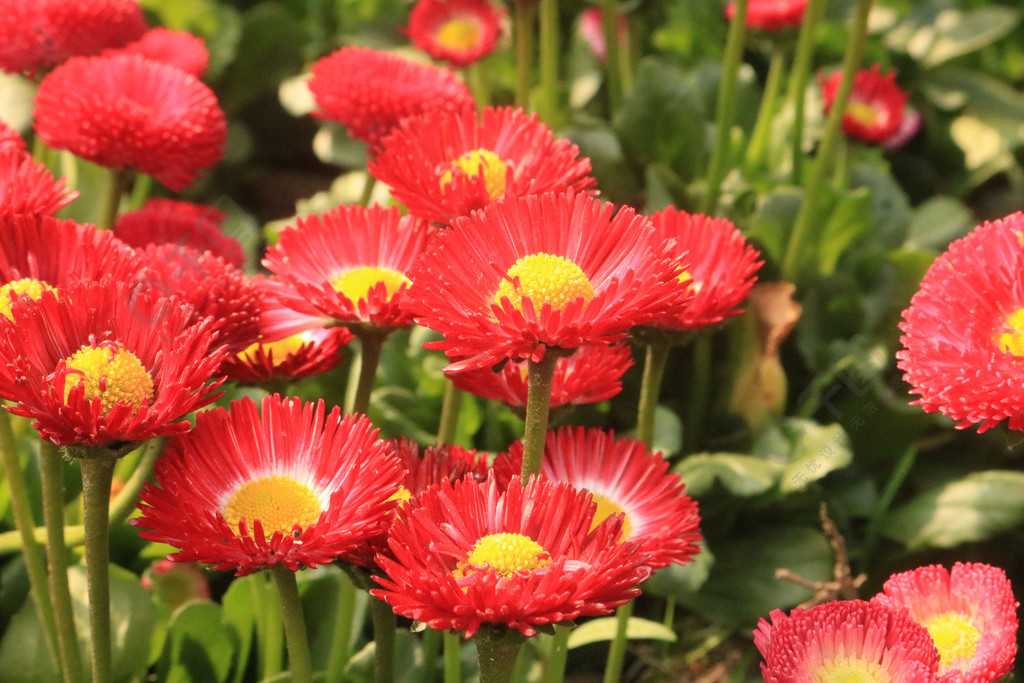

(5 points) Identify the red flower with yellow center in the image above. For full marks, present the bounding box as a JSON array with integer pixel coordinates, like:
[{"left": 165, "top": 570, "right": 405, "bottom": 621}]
[
  {"left": 132, "top": 395, "right": 404, "bottom": 575},
  {"left": 406, "top": 0, "right": 504, "bottom": 68},
  {"left": 820, "top": 64, "right": 909, "bottom": 145},
  {"left": 114, "top": 199, "right": 245, "bottom": 269},
  {"left": 370, "top": 106, "right": 595, "bottom": 226},
  {"left": 0, "top": 149, "right": 78, "bottom": 219}
]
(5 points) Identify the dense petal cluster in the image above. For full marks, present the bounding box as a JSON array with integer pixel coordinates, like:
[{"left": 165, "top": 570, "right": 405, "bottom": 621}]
[
  {"left": 406, "top": 0, "right": 504, "bottom": 68},
  {"left": 873, "top": 562, "right": 1018, "bottom": 682},
  {"left": 0, "top": 150, "right": 78, "bottom": 219},
  {"left": 897, "top": 212, "right": 1024, "bottom": 431},
  {"left": 133, "top": 395, "right": 404, "bottom": 575},
  {"left": 104, "top": 27, "right": 209, "bottom": 77},
  {"left": 114, "top": 199, "right": 245, "bottom": 268},
  {"left": 372, "top": 475, "right": 651, "bottom": 637},
  {"left": 308, "top": 46, "right": 476, "bottom": 151},
  {"left": 404, "top": 191, "right": 684, "bottom": 372},
  {"left": 725, "top": 0, "right": 808, "bottom": 31},
  {"left": 33, "top": 54, "right": 227, "bottom": 191},
  {"left": 370, "top": 106, "right": 595, "bottom": 226},
  {"left": 820, "top": 64, "right": 908, "bottom": 145}
]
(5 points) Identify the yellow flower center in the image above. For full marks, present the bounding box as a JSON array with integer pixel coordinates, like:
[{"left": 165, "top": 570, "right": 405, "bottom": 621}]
[
  {"left": 388, "top": 485, "right": 413, "bottom": 504},
  {"left": 330, "top": 266, "right": 410, "bottom": 305},
  {"left": 847, "top": 100, "right": 880, "bottom": 128},
  {"left": 493, "top": 253, "right": 595, "bottom": 315},
  {"left": 997, "top": 308, "right": 1024, "bottom": 356},
  {"left": 440, "top": 148, "right": 508, "bottom": 199},
  {"left": 458, "top": 532, "right": 552, "bottom": 578},
  {"left": 0, "top": 278, "right": 57, "bottom": 320},
  {"left": 63, "top": 344, "right": 155, "bottom": 416},
  {"left": 589, "top": 492, "right": 633, "bottom": 540},
  {"left": 812, "top": 658, "right": 888, "bottom": 682},
  {"left": 237, "top": 334, "right": 308, "bottom": 365},
  {"left": 223, "top": 475, "right": 322, "bottom": 538},
  {"left": 924, "top": 612, "right": 981, "bottom": 670},
  {"left": 435, "top": 17, "right": 482, "bottom": 52}
]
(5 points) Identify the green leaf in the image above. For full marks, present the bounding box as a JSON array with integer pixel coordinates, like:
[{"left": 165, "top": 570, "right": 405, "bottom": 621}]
[
  {"left": 746, "top": 186, "right": 803, "bottom": 266},
  {"left": 644, "top": 543, "right": 714, "bottom": 598},
  {"left": 904, "top": 196, "right": 974, "bottom": 251},
  {"left": 221, "top": 575, "right": 258, "bottom": 683},
  {"left": 884, "top": 6, "right": 1021, "bottom": 68},
  {"left": 297, "top": 565, "right": 345, "bottom": 671},
  {"left": 158, "top": 601, "right": 236, "bottom": 683},
  {"left": 816, "top": 188, "right": 873, "bottom": 276},
  {"left": 674, "top": 453, "right": 781, "bottom": 497},
  {"left": 753, "top": 419, "right": 852, "bottom": 493},
  {"left": 650, "top": 406, "right": 683, "bottom": 458},
  {"left": 883, "top": 471, "right": 1024, "bottom": 550},
  {"left": 566, "top": 617, "right": 677, "bottom": 650}
]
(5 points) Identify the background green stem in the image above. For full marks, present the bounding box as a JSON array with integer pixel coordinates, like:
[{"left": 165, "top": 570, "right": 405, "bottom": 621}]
[
  {"left": 636, "top": 338, "right": 672, "bottom": 446},
  {"left": 370, "top": 597, "right": 397, "bottom": 683},
  {"left": 436, "top": 380, "right": 464, "bottom": 446},
  {"left": 544, "top": 626, "right": 570, "bottom": 682},
  {"left": 79, "top": 455, "right": 117, "bottom": 683},
  {"left": 537, "top": 0, "right": 561, "bottom": 127},
  {"left": 603, "top": 600, "right": 634, "bottom": 683},
  {"left": 683, "top": 334, "right": 712, "bottom": 454},
  {"left": 271, "top": 565, "right": 314, "bottom": 683},
  {"left": 600, "top": 0, "right": 623, "bottom": 117},
  {"left": 513, "top": 1, "right": 536, "bottom": 110},
  {"left": 109, "top": 437, "right": 164, "bottom": 525},
  {"left": 520, "top": 352, "right": 559, "bottom": 485},
  {"left": 444, "top": 630, "right": 462, "bottom": 683},
  {"left": 745, "top": 50, "right": 787, "bottom": 172},
  {"left": 350, "top": 332, "right": 386, "bottom": 416},
  {"left": 255, "top": 574, "right": 285, "bottom": 679},
  {"left": 861, "top": 447, "right": 917, "bottom": 573},
  {"left": 419, "top": 628, "right": 441, "bottom": 683},
  {"left": 98, "top": 168, "right": 130, "bottom": 232},
  {"left": 326, "top": 572, "right": 357, "bottom": 683},
  {"left": 784, "top": 0, "right": 826, "bottom": 181}
]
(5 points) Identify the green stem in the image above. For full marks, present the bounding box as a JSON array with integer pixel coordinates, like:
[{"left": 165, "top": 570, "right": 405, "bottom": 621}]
[
  {"left": 683, "top": 334, "right": 712, "bottom": 454},
  {"left": 371, "top": 597, "right": 397, "bottom": 683},
  {"left": 108, "top": 436, "right": 164, "bottom": 526},
  {"left": 699, "top": 0, "right": 748, "bottom": 215},
  {"left": 784, "top": 0, "right": 826, "bottom": 181},
  {"left": 475, "top": 633, "right": 524, "bottom": 683},
  {"left": 520, "top": 351, "right": 559, "bottom": 485},
  {"left": 467, "top": 61, "right": 491, "bottom": 110},
  {"left": 270, "top": 566, "right": 313, "bottom": 683},
  {"left": 780, "top": 0, "right": 873, "bottom": 284},
  {"left": 358, "top": 174, "right": 377, "bottom": 208},
  {"left": 436, "top": 380, "right": 464, "bottom": 446},
  {"left": 513, "top": 0, "right": 536, "bottom": 111},
  {"left": 444, "top": 630, "right": 462, "bottom": 683},
  {"left": 616, "top": 9, "right": 633, "bottom": 95},
  {"left": 98, "top": 168, "right": 130, "bottom": 232},
  {"left": 832, "top": 135, "right": 850, "bottom": 189},
  {"left": 0, "top": 413, "right": 59, "bottom": 668},
  {"left": 79, "top": 454, "right": 117, "bottom": 683},
  {"left": 636, "top": 338, "right": 672, "bottom": 447},
  {"left": 600, "top": 0, "right": 623, "bottom": 117},
  {"left": 603, "top": 600, "right": 634, "bottom": 683},
  {"left": 38, "top": 441, "right": 84, "bottom": 683},
  {"left": 745, "top": 50, "right": 787, "bottom": 172},
  {"left": 350, "top": 332, "right": 386, "bottom": 416},
  {"left": 326, "top": 572, "right": 357, "bottom": 683},
  {"left": 537, "top": 0, "right": 561, "bottom": 127},
  {"left": 861, "top": 447, "right": 916, "bottom": 573},
  {"left": 419, "top": 628, "right": 441, "bottom": 683},
  {"left": 544, "top": 626, "right": 570, "bottom": 683},
  {"left": 255, "top": 574, "right": 285, "bottom": 680}
]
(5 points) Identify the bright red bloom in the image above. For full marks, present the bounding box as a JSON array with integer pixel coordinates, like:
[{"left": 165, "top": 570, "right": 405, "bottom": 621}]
[
  {"left": 873, "top": 563, "right": 1018, "bottom": 682},
  {"left": 725, "top": 0, "right": 807, "bottom": 31},
  {"left": 371, "top": 475, "right": 651, "bottom": 637},
  {"left": 104, "top": 28, "right": 209, "bottom": 78},
  {"left": 308, "top": 46, "right": 476, "bottom": 151},
  {"left": 755, "top": 600, "right": 946, "bottom": 682},
  {"left": 404, "top": 191, "right": 684, "bottom": 373},
  {"left": 132, "top": 395, "right": 404, "bottom": 576},
  {"left": 897, "top": 212, "right": 1024, "bottom": 432},
  {"left": 0, "top": 122, "right": 25, "bottom": 155},
  {"left": 114, "top": 199, "right": 245, "bottom": 268},
  {"left": 820, "top": 64, "right": 908, "bottom": 145},
  {"left": 262, "top": 204, "right": 430, "bottom": 334},
  {"left": 33, "top": 54, "right": 227, "bottom": 191},
  {"left": 494, "top": 427, "right": 701, "bottom": 569},
  {"left": 406, "top": 0, "right": 504, "bottom": 68},
  {"left": 645, "top": 207, "right": 762, "bottom": 332},
  {"left": 0, "top": 150, "right": 78, "bottom": 218},
  {"left": 0, "top": 280, "right": 226, "bottom": 448},
  {"left": 448, "top": 343, "right": 634, "bottom": 412},
  {"left": 370, "top": 106, "right": 595, "bottom": 226}
]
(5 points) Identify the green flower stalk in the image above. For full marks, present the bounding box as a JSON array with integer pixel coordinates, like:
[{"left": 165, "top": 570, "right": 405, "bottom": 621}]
[{"left": 271, "top": 565, "right": 314, "bottom": 683}]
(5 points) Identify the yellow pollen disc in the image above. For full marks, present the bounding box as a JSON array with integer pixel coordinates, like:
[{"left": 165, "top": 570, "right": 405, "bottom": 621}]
[
  {"left": 813, "top": 658, "right": 888, "bottom": 682},
  {"left": 439, "top": 148, "right": 508, "bottom": 199},
  {"left": 847, "top": 100, "right": 880, "bottom": 127},
  {"left": 997, "top": 308, "right": 1024, "bottom": 356},
  {"left": 223, "top": 475, "right": 322, "bottom": 538},
  {"left": 589, "top": 492, "right": 633, "bottom": 539},
  {"left": 0, "top": 278, "right": 57, "bottom": 320},
  {"left": 493, "top": 253, "right": 595, "bottom": 315},
  {"left": 388, "top": 485, "right": 413, "bottom": 504},
  {"left": 63, "top": 344, "right": 155, "bottom": 416},
  {"left": 330, "top": 266, "right": 410, "bottom": 305},
  {"left": 924, "top": 612, "right": 981, "bottom": 669},
  {"left": 435, "top": 17, "right": 482, "bottom": 52},
  {"left": 459, "top": 532, "right": 552, "bottom": 578},
  {"left": 238, "top": 335, "right": 307, "bottom": 365}
]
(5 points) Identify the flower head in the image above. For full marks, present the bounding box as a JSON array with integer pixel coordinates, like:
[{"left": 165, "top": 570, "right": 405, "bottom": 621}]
[
  {"left": 0, "top": 280, "right": 226, "bottom": 448},
  {"left": 33, "top": 54, "right": 227, "bottom": 191},
  {"left": 0, "top": 149, "right": 78, "bottom": 218},
  {"left": 132, "top": 395, "right": 403, "bottom": 575},
  {"left": 104, "top": 27, "right": 209, "bottom": 78},
  {"left": 406, "top": 0, "right": 504, "bottom": 68},
  {"left": 308, "top": 46, "right": 476, "bottom": 152},
  {"left": 114, "top": 199, "right": 245, "bottom": 268},
  {"left": 370, "top": 106, "right": 595, "bottom": 226},
  {"left": 262, "top": 204, "right": 429, "bottom": 334},
  {"left": 754, "top": 600, "right": 946, "bottom": 682},
  {"left": 404, "top": 191, "right": 684, "bottom": 372},
  {"left": 873, "top": 562, "right": 1018, "bottom": 682},
  {"left": 725, "top": 0, "right": 808, "bottom": 31},
  {"left": 372, "top": 475, "right": 651, "bottom": 637},
  {"left": 0, "top": 122, "right": 25, "bottom": 155},
  {"left": 820, "top": 64, "right": 909, "bottom": 145},
  {"left": 897, "top": 212, "right": 1024, "bottom": 432}
]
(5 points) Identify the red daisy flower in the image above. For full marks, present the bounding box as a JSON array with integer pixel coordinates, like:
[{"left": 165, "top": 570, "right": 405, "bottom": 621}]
[
  {"left": 897, "top": 212, "right": 1024, "bottom": 432},
  {"left": 103, "top": 27, "right": 209, "bottom": 78},
  {"left": 134, "top": 244, "right": 263, "bottom": 353},
  {"left": 0, "top": 279, "right": 226, "bottom": 448},
  {"left": 132, "top": 395, "right": 404, "bottom": 576},
  {"left": 33, "top": 54, "right": 227, "bottom": 191},
  {"left": 644, "top": 207, "right": 762, "bottom": 332},
  {"left": 873, "top": 562, "right": 1018, "bottom": 682},
  {"left": 754, "top": 600, "right": 946, "bottom": 682},
  {"left": 262, "top": 204, "right": 430, "bottom": 334},
  {"left": 114, "top": 199, "right": 245, "bottom": 268},
  {"left": 725, "top": 0, "right": 808, "bottom": 31},
  {"left": 307, "top": 46, "right": 476, "bottom": 152},
  {"left": 0, "top": 149, "right": 78, "bottom": 218},
  {"left": 371, "top": 475, "right": 651, "bottom": 637},
  {"left": 404, "top": 191, "right": 684, "bottom": 373},
  {"left": 370, "top": 106, "right": 596, "bottom": 226},
  {"left": 0, "top": 214, "right": 141, "bottom": 320},
  {"left": 494, "top": 427, "right": 701, "bottom": 569},
  {"left": 406, "top": 0, "right": 504, "bottom": 68},
  {"left": 0, "top": 121, "right": 25, "bottom": 154},
  {"left": 820, "top": 64, "right": 909, "bottom": 145},
  {"left": 447, "top": 343, "right": 634, "bottom": 412}
]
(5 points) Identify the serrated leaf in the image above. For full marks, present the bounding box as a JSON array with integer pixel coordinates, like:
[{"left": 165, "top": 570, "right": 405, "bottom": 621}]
[
  {"left": 566, "top": 617, "right": 677, "bottom": 650},
  {"left": 674, "top": 453, "right": 781, "bottom": 497}
]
